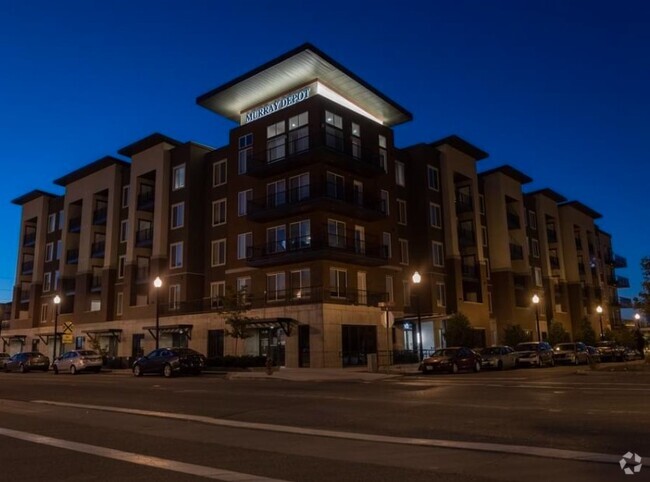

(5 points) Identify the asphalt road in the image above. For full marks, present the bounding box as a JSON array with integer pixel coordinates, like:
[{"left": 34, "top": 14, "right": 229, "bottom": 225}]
[{"left": 0, "top": 364, "right": 647, "bottom": 482}]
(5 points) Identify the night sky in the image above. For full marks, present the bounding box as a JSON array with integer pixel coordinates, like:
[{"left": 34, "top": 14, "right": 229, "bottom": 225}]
[{"left": 0, "top": 1, "right": 647, "bottom": 317}]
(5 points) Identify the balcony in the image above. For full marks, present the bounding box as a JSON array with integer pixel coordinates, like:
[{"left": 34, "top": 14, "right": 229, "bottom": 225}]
[
  {"left": 613, "top": 254, "right": 627, "bottom": 268},
  {"left": 616, "top": 276, "right": 630, "bottom": 288},
  {"left": 506, "top": 212, "right": 520, "bottom": 230},
  {"left": 68, "top": 216, "right": 81, "bottom": 233},
  {"left": 136, "top": 267, "right": 150, "bottom": 284},
  {"left": 135, "top": 228, "right": 153, "bottom": 247},
  {"left": 137, "top": 191, "right": 155, "bottom": 211},
  {"left": 23, "top": 231, "right": 36, "bottom": 247},
  {"left": 20, "top": 290, "right": 30, "bottom": 303},
  {"left": 62, "top": 277, "right": 76, "bottom": 295},
  {"left": 549, "top": 256, "right": 560, "bottom": 270},
  {"left": 461, "top": 264, "right": 480, "bottom": 279},
  {"left": 246, "top": 132, "right": 384, "bottom": 179},
  {"left": 509, "top": 243, "right": 524, "bottom": 261},
  {"left": 575, "top": 237, "right": 582, "bottom": 250},
  {"left": 578, "top": 263, "right": 586, "bottom": 276},
  {"left": 546, "top": 229, "right": 558, "bottom": 244},
  {"left": 458, "top": 229, "right": 475, "bottom": 248},
  {"left": 92, "top": 207, "right": 107, "bottom": 226},
  {"left": 90, "top": 241, "right": 105, "bottom": 258},
  {"left": 455, "top": 192, "right": 473, "bottom": 214},
  {"left": 66, "top": 249, "right": 79, "bottom": 265},
  {"left": 247, "top": 233, "right": 388, "bottom": 268},
  {"left": 21, "top": 260, "right": 34, "bottom": 275},
  {"left": 247, "top": 182, "right": 386, "bottom": 222}
]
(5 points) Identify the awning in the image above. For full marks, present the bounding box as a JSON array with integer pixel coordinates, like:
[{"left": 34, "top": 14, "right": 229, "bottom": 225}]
[
  {"left": 1, "top": 334, "right": 27, "bottom": 344},
  {"left": 36, "top": 332, "right": 58, "bottom": 345},
  {"left": 142, "top": 324, "right": 193, "bottom": 342},
  {"left": 240, "top": 318, "right": 298, "bottom": 336},
  {"left": 82, "top": 329, "right": 123, "bottom": 343}
]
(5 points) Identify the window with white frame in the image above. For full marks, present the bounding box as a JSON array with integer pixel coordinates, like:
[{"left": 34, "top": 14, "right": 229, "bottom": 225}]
[
  {"left": 288, "top": 112, "right": 309, "bottom": 154},
  {"left": 45, "top": 242, "right": 53, "bottom": 262},
  {"left": 529, "top": 210, "right": 537, "bottom": 230},
  {"left": 427, "top": 165, "right": 440, "bottom": 191},
  {"left": 267, "top": 179, "right": 286, "bottom": 208},
  {"left": 328, "top": 219, "right": 346, "bottom": 248},
  {"left": 47, "top": 213, "right": 57, "bottom": 233},
  {"left": 380, "top": 190, "right": 389, "bottom": 215},
  {"left": 531, "top": 238, "right": 540, "bottom": 258},
  {"left": 351, "top": 122, "right": 361, "bottom": 158},
  {"left": 290, "top": 268, "right": 310, "bottom": 299},
  {"left": 122, "top": 185, "right": 130, "bottom": 208},
  {"left": 210, "top": 281, "right": 225, "bottom": 308},
  {"left": 236, "top": 277, "right": 250, "bottom": 302},
  {"left": 238, "top": 133, "right": 253, "bottom": 174},
  {"left": 429, "top": 203, "right": 442, "bottom": 228},
  {"left": 289, "top": 220, "right": 310, "bottom": 249},
  {"left": 482, "top": 226, "right": 488, "bottom": 247},
  {"left": 325, "top": 111, "right": 344, "bottom": 150},
  {"left": 289, "top": 172, "right": 310, "bottom": 201},
  {"left": 325, "top": 111, "right": 342, "bottom": 128},
  {"left": 399, "top": 239, "right": 409, "bottom": 265},
  {"left": 238, "top": 189, "right": 252, "bottom": 216},
  {"left": 170, "top": 242, "right": 183, "bottom": 268},
  {"left": 267, "top": 272, "right": 286, "bottom": 301},
  {"left": 266, "top": 225, "right": 286, "bottom": 253},
  {"left": 534, "top": 267, "right": 543, "bottom": 287},
  {"left": 40, "top": 303, "right": 48, "bottom": 323},
  {"left": 169, "top": 284, "right": 181, "bottom": 310},
  {"left": 211, "top": 239, "right": 226, "bottom": 266},
  {"left": 213, "top": 159, "right": 227, "bottom": 187},
  {"left": 267, "top": 120, "right": 286, "bottom": 162},
  {"left": 43, "top": 272, "right": 51, "bottom": 292},
  {"left": 397, "top": 199, "right": 407, "bottom": 225},
  {"left": 116, "top": 292, "right": 123, "bottom": 316},
  {"left": 432, "top": 241, "right": 444, "bottom": 267},
  {"left": 378, "top": 135, "right": 387, "bottom": 172},
  {"left": 171, "top": 202, "right": 184, "bottom": 229},
  {"left": 385, "top": 275, "right": 394, "bottom": 303},
  {"left": 120, "top": 219, "right": 129, "bottom": 243},
  {"left": 118, "top": 255, "right": 126, "bottom": 279},
  {"left": 395, "top": 161, "right": 405, "bottom": 187},
  {"left": 357, "top": 271, "right": 367, "bottom": 304},
  {"left": 172, "top": 164, "right": 185, "bottom": 190},
  {"left": 437, "top": 282, "right": 446, "bottom": 307},
  {"left": 329, "top": 268, "right": 347, "bottom": 298},
  {"left": 90, "top": 300, "right": 101, "bottom": 312},
  {"left": 212, "top": 199, "right": 227, "bottom": 226},
  {"left": 382, "top": 232, "right": 392, "bottom": 259},
  {"left": 237, "top": 232, "right": 252, "bottom": 260}
]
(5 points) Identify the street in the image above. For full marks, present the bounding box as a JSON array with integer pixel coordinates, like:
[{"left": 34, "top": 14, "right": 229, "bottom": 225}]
[{"left": 0, "top": 364, "right": 647, "bottom": 482}]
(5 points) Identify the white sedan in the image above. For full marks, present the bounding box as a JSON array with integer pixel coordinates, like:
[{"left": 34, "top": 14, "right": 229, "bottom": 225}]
[{"left": 52, "top": 350, "right": 103, "bottom": 374}]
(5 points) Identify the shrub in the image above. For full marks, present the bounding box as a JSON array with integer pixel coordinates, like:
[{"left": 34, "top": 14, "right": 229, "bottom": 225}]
[
  {"left": 575, "top": 317, "right": 597, "bottom": 346},
  {"left": 547, "top": 321, "right": 571, "bottom": 346},
  {"left": 503, "top": 324, "right": 532, "bottom": 347},
  {"left": 444, "top": 312, "right": 475, "bottom": 347}
]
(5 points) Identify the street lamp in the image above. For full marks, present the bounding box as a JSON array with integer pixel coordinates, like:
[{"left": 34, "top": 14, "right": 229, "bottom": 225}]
[
  {"left": 532, "top": 294, "right": 541, "bottom": 342},
  {"left": 53, "top": 295, "right": 61, "bottom": 360},
  {"left": 153, "top": 276, "right": 162, "bottom": 350},
  {"left": 635, "top": 312, "right": 641, "bottom": 328},
  {"left": 596, "top": 305, "right": 604, "bottom": 340},
  {"left": 411, "top": 271, "right": 423, "bottom": 361}
]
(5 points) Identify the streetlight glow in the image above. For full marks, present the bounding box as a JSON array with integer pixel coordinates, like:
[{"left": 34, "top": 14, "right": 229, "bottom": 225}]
[
  {"left": 153, "top": 276, "right": 162, "bottom": 288},
  {"left": 635, "top": 313, "right": 641, "bottom": 321},
  {"left": 153, "top": 277, "right": 162, "bottom": 349},
  {"left": 532, "top": 294, "right": 539, "bottom": 304},
  {"left": 53, "top": 295, "right": 61, "bottom": 305},
  {"left": 412, "top": 271, "right": 421, "bottom": 284},
  {"left": 596, "top": 305, "right": 603, "bottom": 314},
  {"left": 411, "top": 271, "right": 423, "bottom": 361}
]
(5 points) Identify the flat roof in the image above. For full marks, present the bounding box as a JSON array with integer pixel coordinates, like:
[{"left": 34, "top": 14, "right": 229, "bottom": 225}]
[
  {"left": 11, "top": 189, "right": 59, "bottom": 206},
  {"left": 54, "top": 156, "right": 129, "bottom": 187},
  {"left": 196, "top": 43, "right": 413, "bottom": 127},
  {"left": 526, "top": 188, "right": 567, "bottom": 203},
  {"left": 430, "top": 135, "right": 489, "bottom": 161},
  {"left": 559, "top": 200, "right": 603, "bottom": 219},
  {"left": 118, "top": 133, "right": 183, "bottom": 157},
  {"left": 480, "top": 164, "right": 532, "bottom": 184}
]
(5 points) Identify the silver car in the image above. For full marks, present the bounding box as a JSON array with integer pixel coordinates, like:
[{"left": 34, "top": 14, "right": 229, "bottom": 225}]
[
  {"left": 480, "top": 345, "right": 518, "bottom": 369},
  {"left": 52, "top": 350, "right": 103, "bottom": 374},
  {"left": 553, "top": 342, "right": 589, "bottom": 365}
]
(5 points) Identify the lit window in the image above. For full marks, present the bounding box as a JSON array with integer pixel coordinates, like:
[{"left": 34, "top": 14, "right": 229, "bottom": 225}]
[
  {"left": 395, "top": 161, "right": 405, "bottom": 187},
  {"left": 351, "top": 123, "right": 360, "bottom": 137},
  {"left": 171, "top": 202, "right": 184, "bottom": 229},
  {"left": 238, "top": 190, "right": 252, "bottom": 216},
  {"left": 237, "top": 232, "right": 252, "bottom": 260},
  {"left": 172, "top": 164, "right": 185, "bottom": 190},
  {"left": 325, "top": 111, "right": 342, "bottom": 129},
  {"left": 429, "top": 203, "right": 442, "bottom": 228},
  {"left": 266, "top": 272, "right": 286, "bottom": 302}
]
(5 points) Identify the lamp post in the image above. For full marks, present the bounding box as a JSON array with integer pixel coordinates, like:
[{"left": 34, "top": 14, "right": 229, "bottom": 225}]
[
  {"left": 634, "top": 312, "right": 641, "bottom": 328},
  {"left": 53, "top": 295, "right": 61, "bottom": 360},
  {"left": 532, "top": 294, "right": 541, "bottom": 342},
  {"left": 596, "top": 305, "right": 604, "bottom": 340},
  {"left": 153, "top": 277, "right": 162, "bottom": 350},
  {"left": 412, "top": 271, "right": 423, "bottom": 361}
]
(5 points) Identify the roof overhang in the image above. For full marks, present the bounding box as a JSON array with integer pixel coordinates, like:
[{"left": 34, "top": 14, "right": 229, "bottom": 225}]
[
  {"left": 559, "top": 200, "right": 602, "bottom": 219},
  {"left": 143, "top": 324, "right": 193, "bottom": 341},
  {"left": 239, "top": 317, "right": 299, "bottom": 336},
  {"left": 11, "top": 190, "right": 59, "bottom": 206},
  {"left": 430, "top": 135, "right": 489, "bottom": 161},
  {"left": 118, "top": 133, "right": 183, "bottom": 157},
  {"left": 480, "top": 165, "right": 533, "bottom": 184},
  {"left": 54, "top": 156, "right": 129, "bottom": 187},
  {"left": 82, "top": 329, "right": 123, "bottom": 342},
  {"left": 196, "top": 43, "right": 412, "bottom": 127},
  {"left": 526, "top": 188, "right": 567, "bottom": 203}
]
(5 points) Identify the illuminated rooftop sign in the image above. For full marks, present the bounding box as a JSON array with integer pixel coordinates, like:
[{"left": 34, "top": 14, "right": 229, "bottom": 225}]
[{"left": 242, "top": 86, "right": 312, "bottom": 124}]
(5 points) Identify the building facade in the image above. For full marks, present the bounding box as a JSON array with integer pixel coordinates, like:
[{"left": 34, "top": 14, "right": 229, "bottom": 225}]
[{"left": 2, "top": 44, "right": 627, "bottom": 367}]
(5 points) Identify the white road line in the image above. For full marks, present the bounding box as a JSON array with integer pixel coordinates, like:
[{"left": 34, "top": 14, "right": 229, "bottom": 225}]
[
  {"left": 0, "top": 426, "right": 287, "bottom": 482},
  {"left": 32, "top": 399, "right": 621, "bottom": 465}
]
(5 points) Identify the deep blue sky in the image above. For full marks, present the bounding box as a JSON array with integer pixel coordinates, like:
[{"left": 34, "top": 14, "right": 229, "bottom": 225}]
[{"left": 0, "top": 1, "right": 647, "bottom": 314}]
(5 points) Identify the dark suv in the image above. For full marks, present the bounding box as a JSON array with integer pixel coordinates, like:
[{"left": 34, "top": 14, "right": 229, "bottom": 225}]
[{"left": 132, "top": 347, "right": 206, "bottom": 377}]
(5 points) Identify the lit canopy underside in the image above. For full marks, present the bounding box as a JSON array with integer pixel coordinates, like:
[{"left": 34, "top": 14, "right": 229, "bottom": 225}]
[{"left": 196, "top": 44, "right": 412, "bottom": 127}]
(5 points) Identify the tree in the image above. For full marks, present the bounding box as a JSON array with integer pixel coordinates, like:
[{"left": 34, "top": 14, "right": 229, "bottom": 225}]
[
  {"left": 444, "top": 312, "right": 475, "bottom": 347},
  {"left": 502, "top": 324, "right": 531, "bottom": 347},
  {"left": 547, "top": 321, "right": 571, "bottom": 346},
  {"left": 636, "top": 257, "right": 650, "bottom": 317},
  {"left": 222, "top": 287, "right": 256, "bottom": 356},
  {"left": 575, "top": 317, "right": 597, "bottom": 346}
]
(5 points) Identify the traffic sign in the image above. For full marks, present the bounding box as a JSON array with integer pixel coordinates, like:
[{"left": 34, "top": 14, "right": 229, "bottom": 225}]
[
  {"left": 61, "top": 334, "right": 73, "bottom": 344},
  {"left": 62, "top": 322, "right": 74, "bottom": 334}
]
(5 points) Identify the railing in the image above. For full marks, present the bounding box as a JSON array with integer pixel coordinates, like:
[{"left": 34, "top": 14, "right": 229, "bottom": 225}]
[
  {"left": 21, "top": 261, "right": 34, "bottom": 275},
  {"left": 455, "top": 192, "right": 473, "bottom": 214},
  {"left": 137, "top": 191, "right": 155, "bottom": 211},
  {"left": 506, "top": 212, "right": 520, "bottom": 229},
  {"left": 616, "top": 276, "right": 630, "bottom": 288},
  {"left": 458, "top": 230, "right": 475, "bottom": 247},
  {"left": 23, "top": 231, "right": 36, "bottom": 247},
  {"left": 549, "top": 256, "right": 560, "bottom": 269},
  {"left": 613, "top": 254, "right": 627, "bottom": 268},
  {"left": 92, "top": 207, "right": 107, "bottom": 225},
  {"left": 136, "top": 228, "right": 153, "bottom": 247},
  {"left": 68, "top": 217, "right": 81, "bottom": 233},
  {"left": 546, "top": 229, "right": 558, "bottom": 244},
  {"left": 461, "top": 264, "right": 480, "bottom": 278},
  {"left": 67, "top": 248, "right": 79, "bottom": 265},
  {"left": 91, "top": 241, "right": 105, "bottom": 258},
  {"left": 509, "top": 243, "right": 523, "bottom": 260}
]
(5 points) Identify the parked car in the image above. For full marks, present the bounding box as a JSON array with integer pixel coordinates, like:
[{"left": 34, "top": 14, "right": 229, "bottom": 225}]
[
  {"left": 552, "top": 342, "right": 589, "bottom": 365},
  {"left": 480, "top": 345, "right": 518, "bottom": 370},
  {"left": 586, "top": 346, "right": 601, "bottom": 363},
  {"left": 514, "top": 342, "right": 554, "bottom": 367},
  {"left": 4, "top": 352, "right": 50, "bottom": 372},
  {"left": 52, "top": 350, "right": 103, "bottom": 374},
  {"left": 132, "top": 347, "right": 206, "bottom": 377},
  {"left": 595, "top": 341, "right": 626, "bottom": 362},
  {"left": 624, "top": 348, "right": 644, "bottom": 361},
  {"left": 420, "top": 347, "right": 482, "bottom": 374},
  {"left": 0, "top": 352, "right": 11, "bottom": 368}
]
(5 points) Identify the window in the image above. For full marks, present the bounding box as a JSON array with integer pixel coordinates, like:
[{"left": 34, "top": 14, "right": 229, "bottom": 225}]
[
  {"left": 352, "top": 180, "right": 363, "bottom": 206},
  {"left": 288, "top": 112, "right": 309, "bottom": 154},
  {"left": 238, "top": 189, "right": 252, "bottom": 216},
  {"left": 212, "top": 199, "right": 227, "bottom": 226},
  {"left": 120, "top": 219, "right": 129, "bottom": 243},
  {"left": 432, "top": 241, "right": 444, "bottom": 267},
  {"left": 395, "top": 161, "right": 405, "bottom": 187},
  {"left": 351, "top": 122, "right": 361, "bottom": 158},
  {"left": 325, "top": 111, "right": 344, "bottom": 151},
  {"left": 122, "top": 185, "right": 130, "bottom": 208},
  {"left": 55, "top": 240, "right": 62, "bottom": 260},
  {"left": 54, "top": 270, "right": 60, "bottom": 290},
  {"left": 171, "top": 202, "right": 184, "bottom": 229},
  {"left": 289, "top": 173, "right": 310, "bottom": 202},
  {"left": 266, "top": 225, "right": 286, "bottom": 253},
  {"left": 289, "top": 220, "right": 310, "bottom": 249},
  {"left": 382, "top": 232, "right": 392, "bottom": 259},
  {"left": 351, "top": 122, "right": 360, "bottom": 137},
  {"left": 169, "top": 285, "right": 181, "bottom": 311},
  {"left": 437, "top": 282, "right": 446, "bottom": 307},
  {"left": 113, "top": 256, "right": 125, "bottom": 281},
  {"left": 45, "top": 242, "right": 54, "bottom": 262},
  {"left": 378, "top": 135, "right": 387, "bottom": 172},
  {"left": 329, "top": 268, "right": 347, "bottom": 298},
  {"left": 43, "top": 272, "right": 51, "bottom": 292},
  {"left": 326, "top": 171, "right": 344, "bottom": 200},
  {"left": 397, "top": 199, "right": 407, "bottom": 225},
  {"left": 238, "top": 133, "right": 253, "bottom": 174},
  {"left": 399, "top": 239, "right": 409, "bottom": 265},
  {"left": 211, "top": 239, "right": 226, "bottom": 266},
  {"left": 488, "top": 291, "right": 493, "bottom": 313},
  {"left": 267, "top": 272, "right": 286, "bottom": 301},
  {"left": 116, "top": 292, "right": 123, "bottom": 316},
  {"left": 380, "top": 190, "right": 389, "bottom": 215},
  {"left": 325, "top": 111, "right": 342, "bottom": 128},
  {"left": 385, "top": 276, "right": 394, "bottom": 303},
  {"left": 237, "top": 232, "right": 252, "bottom": 260},
  {"left": 529, "top": 210, "right": 537, "bottom": 230},
  {"left": 358, "top": 271, "right": 367, "bottom": 304},
  {"left": 210, "top": 281, "right": 226, "bottom": 308},
  {"left": 40, "top": 303, "right": 48, "bottom": 323},
  {"left": 90, "top": 300, "right": 101, "bottom": 312},
  {"left": 429, "top": 203, "right": 442, "bottom": 228},
  {"left": 213, "top": 159, "right": 227, "bottom": 187},
  {"left": 354, "top": 225, "right": 365, "bottom": 254},
  {"left": 170, "top": 242, "right": 183, "bottom": 269},
  {"left": 136, "top": 256, "right": 149, "bottom": 282},
  {"left": 531, "top": 238, "right": 540, "bottom": 258},
  {"left": 172, "top": 164, "right": 185, "bottom": 190},
  {"left": 534, "top": 267, "right": 543, "bottom": 287},
  {"left": 267, "top": 120, "right": 286, "bottom": 162},
  {"left": 479, "top": 194, "right": 485, "bottom": 214},
  {"left": 485, "top": 258, "right": 491, "bottom": 279},
  {"left": 482, "top": 226, "right": 488, "bottom": 247},
  {"left": 267, "top": 179, "right": 286, "bottom": 207},
  {"left": 47, "top": 213, "right": 57, "bottom": 233},
  {"left": 328, "top": 219, "right": 346, "bottom": 248},
  {"left": 427, "top": 165, "right": 440, "bottom": 191},
  {"left": 290, "top": 269, "right": 311, "bottom": 299},
  {"left": 236, "top": 277, "right": 250, "bottom": 301}
]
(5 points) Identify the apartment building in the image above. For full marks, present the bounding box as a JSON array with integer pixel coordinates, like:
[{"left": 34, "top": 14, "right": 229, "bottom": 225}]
[{"left": 2, "top": 43, "right": 627, "bottom": 366}]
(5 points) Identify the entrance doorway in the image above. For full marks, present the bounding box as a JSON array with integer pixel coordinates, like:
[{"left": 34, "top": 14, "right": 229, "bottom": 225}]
[
  {"left": 341, "top": 325, "right": 377, "bottom": 367},
  {"left": 298, "top": 325, "right": 310, "bottom": 367},
  {"left": 207, "top": 330, "right": 224, "bottom": 358}
]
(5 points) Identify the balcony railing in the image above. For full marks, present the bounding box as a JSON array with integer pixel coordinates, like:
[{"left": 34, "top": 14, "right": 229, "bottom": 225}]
[
  {"left": 136, "top": 267, "right": 150, "bottom": 283},
  {"left": 66, "top": 248, "right": 79, "bottom": 265},
  {"left": 92, "top": 207, "right": 107, "bottom": 225},
  {"left": 616, "top": 276, "right": 630, "bottom": 288},
  {"left": 458, "top": 230, "right": 475, "bottom": 248},
  {"left": 68, "top": 216, "right": 81, "bottom": 233},
  {"left": 546, "top": 229, "right": 558, "bottom": 244},
  {"left": 509, "top": 243, "right": 524, "bottom": 261},
  {"left": 21, "top": 261, "right": 34, "bottom": 275},
  {"left": 613, "top": 254, "right": 627, "bottom": 268},
  {"left": 461, "top": 264, "right": 480, "bottom": 279},
  {"left": 23, "top": 231, "right": 36, "bottom": 247},
  {"left": 137, "top": 191, "right": 155, "bottom": 211},
  {"left": 506, "top": 212, "right": 520, "bottom": 230},
  {"left": 136, "top": 228, "right": 153, "bottom": 247},
  {"left": 455, "top": 192, "right": 473, "bottom": 214},
  {"left": 91, "top": 241, "right": 105, "bottom": 258}
]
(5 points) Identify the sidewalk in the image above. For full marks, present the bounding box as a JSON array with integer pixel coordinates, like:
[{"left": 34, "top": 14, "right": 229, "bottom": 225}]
[{"left": 226, "top": 366, "right": 401, "bottom": 382}]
